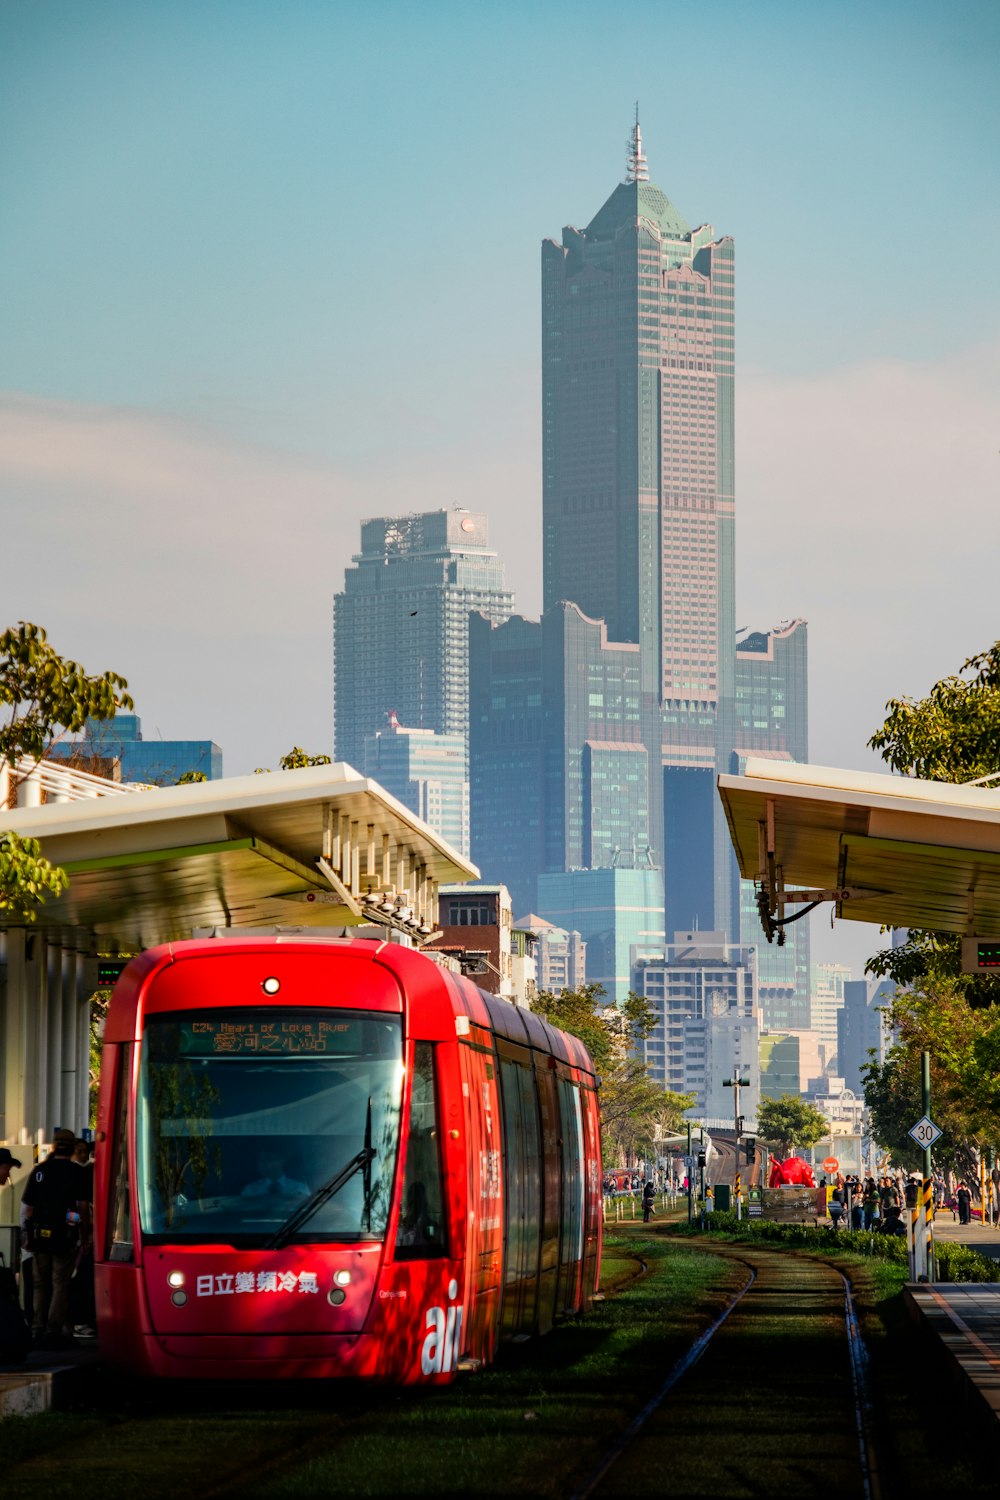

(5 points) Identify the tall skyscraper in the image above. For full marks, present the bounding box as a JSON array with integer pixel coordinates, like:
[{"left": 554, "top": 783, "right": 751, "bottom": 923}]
[
  {"left": 334, "top": 510, "right": 512, "bottom": 772},
  {"left": 541, "top": 121, "right": 736, "bottom": 929}
]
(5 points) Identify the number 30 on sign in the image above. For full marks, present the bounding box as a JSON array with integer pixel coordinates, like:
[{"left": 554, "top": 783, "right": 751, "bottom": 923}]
[{"left": 908, "top": 1116, "right": 942, "bottom": 1148}]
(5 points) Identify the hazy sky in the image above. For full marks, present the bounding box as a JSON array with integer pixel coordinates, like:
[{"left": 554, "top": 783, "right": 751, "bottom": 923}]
[{"left": 2, "top": 0, "right": 998, "bottom": 974}]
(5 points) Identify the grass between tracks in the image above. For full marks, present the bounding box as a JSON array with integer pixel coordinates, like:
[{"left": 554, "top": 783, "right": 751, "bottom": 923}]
[
  {"left": 0, "top": 1238, "right": 742, "bottom": 1500},
  {"left": 652, "top": 1216, "right": 1000, "bottom": 1499}
]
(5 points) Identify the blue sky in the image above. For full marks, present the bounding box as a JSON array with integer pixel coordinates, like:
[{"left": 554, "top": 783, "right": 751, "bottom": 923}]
[{"left": 2, "top": 0, "right": 999, "bottom": 972}]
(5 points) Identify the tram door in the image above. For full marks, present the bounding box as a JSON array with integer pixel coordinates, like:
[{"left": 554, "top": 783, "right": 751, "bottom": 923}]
[
  {"left": 457, "top": 1040, "right": 503, "bottom": 1367},
  {"left": 533, "top": 1056, "right": 561, "bottom": 1335},
  {"left": 497, "top": 1043, "right": 542, "bottom": 1338}
]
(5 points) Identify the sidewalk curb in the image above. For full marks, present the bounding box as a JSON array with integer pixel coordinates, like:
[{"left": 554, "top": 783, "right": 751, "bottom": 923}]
[{"left": 0, "top": 1361, "right": 92, "bottom": 1418}]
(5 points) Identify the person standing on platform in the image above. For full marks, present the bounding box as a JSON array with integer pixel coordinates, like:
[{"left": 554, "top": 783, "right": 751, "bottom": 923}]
[
  {"left": 21, "top": 1129, "right": 89, "bottom": 1349},
  {"left": 956, "top": 1183, "right": 972, "bottom": 1226},
  {"left": 642, "top": 1181, "right": 656, "bottom": 1223}
]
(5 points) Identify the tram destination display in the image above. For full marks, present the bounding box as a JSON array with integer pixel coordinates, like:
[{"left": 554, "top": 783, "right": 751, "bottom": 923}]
[{"left": 159, "top": 1010, "right": 387, "bottom": 1058}]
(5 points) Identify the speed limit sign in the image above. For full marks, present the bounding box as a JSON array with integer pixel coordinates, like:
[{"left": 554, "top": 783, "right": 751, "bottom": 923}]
[{"left": 908, "top": 1115, "right": 942, "bottom": 1148}]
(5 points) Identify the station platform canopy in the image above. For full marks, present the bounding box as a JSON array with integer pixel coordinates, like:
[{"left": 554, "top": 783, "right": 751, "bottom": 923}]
[
  {"left": 0, "top": 760, "right": 479, "bottom": 1181},
  {"left": 718, "top": 758, "right": 1000, "bottom": 937},
  {"left": 0, "top": 762, "right": 478, "bottom": 951}
]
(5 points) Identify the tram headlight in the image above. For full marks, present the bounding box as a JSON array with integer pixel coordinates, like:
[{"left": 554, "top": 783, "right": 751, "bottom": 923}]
[
  {"left": 171, "top": 1290, "right": 188, "bottom": 1307},
  {"left": 328, "top": 1287, "right": 346, "bottom": 1305},
  {"left": 167, "top": 1271, "right": 185, "bottom": 1289},
  {"left": 333, "top": 1270, "right": 352, "bottom": 1286},
  {"left": 262, "top": 976, "right": 281, "bottom": 995}
]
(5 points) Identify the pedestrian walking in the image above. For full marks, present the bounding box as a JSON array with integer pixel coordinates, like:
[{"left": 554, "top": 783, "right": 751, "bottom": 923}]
[
  {"left": 21, "top": 1128, "right": 90, "bottom": 1349},
  {"left": 642, "top": 1181, "right": 656, "bottom": 1223},
  {"left": 828, "top": 1188, "right": 844, "bottom": 1230}
]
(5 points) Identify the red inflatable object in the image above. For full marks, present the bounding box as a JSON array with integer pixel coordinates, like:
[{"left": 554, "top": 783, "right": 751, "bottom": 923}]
[{"left": 768, "top": 1156, "right": 816, "bottom": 1188}]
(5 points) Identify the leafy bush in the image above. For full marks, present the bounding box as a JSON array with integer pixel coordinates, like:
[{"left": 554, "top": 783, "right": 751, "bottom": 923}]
[{"left": 671, "top": 1212, "right": 1000, "bottom": 1281}]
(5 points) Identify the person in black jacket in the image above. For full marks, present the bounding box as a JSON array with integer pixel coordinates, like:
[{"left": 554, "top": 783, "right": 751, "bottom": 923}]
[
  {"left": 642, "top": 1181, "right": 656, "bottom": 1223},
  {"left": 21, "top": 1129, "right": 90, "bottom": 1349}
]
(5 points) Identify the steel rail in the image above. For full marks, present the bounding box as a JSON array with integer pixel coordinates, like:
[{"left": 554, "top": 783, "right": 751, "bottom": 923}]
[
  {"left": 569, "top": 1258, "right": 757, "bottom": 1500},
  {"left": 573, "top": 1240, "right": 880, "bottom": 1500}
]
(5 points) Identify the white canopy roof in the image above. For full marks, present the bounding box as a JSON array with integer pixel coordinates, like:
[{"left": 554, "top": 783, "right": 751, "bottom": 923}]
[
  {"left": 0, "top": 763, "right": 478, "bottom": 950},
  {"left": 718, "top": 758, "right": 1000, "bottom": 935}
]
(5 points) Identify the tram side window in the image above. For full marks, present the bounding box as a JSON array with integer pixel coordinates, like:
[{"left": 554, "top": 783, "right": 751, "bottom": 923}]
[
  {"left": 557, "top": 1078, "right": 585, "bottom": 1265},
  {"left": 108, "top": 1048, "right": 133, "bottom": 1261},
  {"left": 395, "top": 1042, "right": 446, "bottom": 1259}
]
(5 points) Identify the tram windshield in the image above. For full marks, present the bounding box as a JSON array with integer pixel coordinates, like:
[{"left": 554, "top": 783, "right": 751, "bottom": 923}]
[{"left": 136, "top": 1009, "right": 403, "bottom": 1246}]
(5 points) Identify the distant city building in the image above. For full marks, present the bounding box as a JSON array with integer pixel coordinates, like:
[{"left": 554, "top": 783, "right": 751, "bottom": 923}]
[
  {"left": 50, "top": 714, "right": 222, "bottom": 785},
  {"left": 731, "top": 621, "right": 811, "bottom": 1024},
  {"left": 516, "top": 914, "right": 587, "bottom": 995},
  {"left": 784, "top": 1029, "right": 826, "bottom": 1092},
  {"left": 509, "top": 925, "right": 539, "bottom": 1010},
  {"left": 333, "top": 509, "right": 513, "bottom": 773},
  {"left": 469, "top": 604, "right": 651, "bottom": 916},
  {"left": 364, "top": 713, "right": 469, "bottom": 858},
  {"left": 758, "top": 1033, "right": 801, "bottom": 1101},
  {"left": 424, "top": 883, "right": 513, "bottom": 1000},
  {"left": 536, "top": 866, "right": 664, "bottom": 1003},
  {"left": 734, "top": 621, "right": 808, "bottom": 761},
  {"left": 810, "top": 961, "right": 852, "bottom": 1072},
  {"left": 837, "top": 978, "right": 894, "bottom": 1094},
  {"left": 632, "top": 932, "right": 759, "bottom": 1119}
]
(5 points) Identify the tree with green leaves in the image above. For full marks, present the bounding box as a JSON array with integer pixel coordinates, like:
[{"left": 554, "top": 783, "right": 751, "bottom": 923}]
[
  {"left": 862, "top": 977, "right": 1000, "bottom": 1177},
  {"left": 756, "top": 1094, "right": 828, "bottom": 1159},
  {"left": 1, "top": 622, "right": 132, "bottom": 779},
  {"left": 1, "top": 622, "right": 132, "bottom": 922},
  {"left": 862, "top": 642, "right": 1000, "bottom": 1170},
  {"left": 531, "top": 984, "right": 693, "bottom": 1168},
  {"left": 866, "top": 641, "right": 1000, "bottom": 1006},
  {"left": 254, "top": 747, "right": 333, "bottom": 773}
]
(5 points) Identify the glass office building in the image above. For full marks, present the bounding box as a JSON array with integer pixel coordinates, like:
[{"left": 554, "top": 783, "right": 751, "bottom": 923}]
[
  {"left": 469, "top": 603, "right": 651, "bottom": 917},
  {"left": 334, "top": 510, "right": 512, "bottom": 773},
  {"left": 536, "top": 866, "right": 664, "bottom": 1003},
  {"left": 50, "top": 714, "right": 222, "bottom": 785}
]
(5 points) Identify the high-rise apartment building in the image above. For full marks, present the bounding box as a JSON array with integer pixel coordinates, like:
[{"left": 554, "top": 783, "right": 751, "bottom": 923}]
[
  {"left": 334, "top": 510, "right": 512, "bottom": 772},
  {"left": 363, "top": 714, "right": 470, "bottom": 857},
  {"left": 632, "top": 933, "right": 759, "bottom": 1118}
]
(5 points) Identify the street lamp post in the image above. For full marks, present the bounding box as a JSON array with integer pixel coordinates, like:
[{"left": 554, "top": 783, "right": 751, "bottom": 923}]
[{"left": 723, "top": 1067, "right": 750, "bottom": 1220}]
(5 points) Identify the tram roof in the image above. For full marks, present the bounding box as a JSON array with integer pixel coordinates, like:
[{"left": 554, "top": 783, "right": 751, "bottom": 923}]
[
  {"left": 718, "top": 758, "right": 1000, "bottom": 935},
  {"left": 0, "top": 763, "right": 478, "bottom": 951}
]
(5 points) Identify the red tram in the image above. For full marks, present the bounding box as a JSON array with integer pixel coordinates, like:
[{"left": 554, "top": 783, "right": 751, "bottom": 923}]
[{"left": 93, "top": 935, "right": 602, "bottom": 1381}]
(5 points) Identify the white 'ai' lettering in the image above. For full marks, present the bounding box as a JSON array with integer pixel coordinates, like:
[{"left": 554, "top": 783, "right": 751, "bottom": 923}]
[{"left": 420, "top": 1278, "right": 463, "bottom": 1376}]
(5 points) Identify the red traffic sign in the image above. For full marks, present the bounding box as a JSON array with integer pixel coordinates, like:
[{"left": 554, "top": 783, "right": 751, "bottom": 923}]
[{"left": 822, "top": 1157, "right": 840, "bottom": 1174}]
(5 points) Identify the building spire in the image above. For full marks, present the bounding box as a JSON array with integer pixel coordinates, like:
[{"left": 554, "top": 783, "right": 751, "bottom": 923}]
[{"left": 626, "top": 103, "right": 649, "bottom": 183}]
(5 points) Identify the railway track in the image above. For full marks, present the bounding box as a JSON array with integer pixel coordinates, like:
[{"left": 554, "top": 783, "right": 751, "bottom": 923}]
[{"left": 572, "top": 1237, "right": 879, "bottom": 1500}]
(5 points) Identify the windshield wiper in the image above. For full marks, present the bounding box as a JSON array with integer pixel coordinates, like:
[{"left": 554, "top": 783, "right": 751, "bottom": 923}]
[
  {"left": 362, "top": 1096, "right": 373, "bottom": 1233},
  {"left": 266, "top": 1128, "right": 376, "bottom": 1250}
]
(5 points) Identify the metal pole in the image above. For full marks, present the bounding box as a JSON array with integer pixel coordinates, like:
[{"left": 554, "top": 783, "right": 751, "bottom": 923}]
[
  {"left": 687, "top": 1121, "right": 693, "bottom": 1225},
  {"left": 922, "top": 1049, "right": 934, "bottom": 1282}
]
